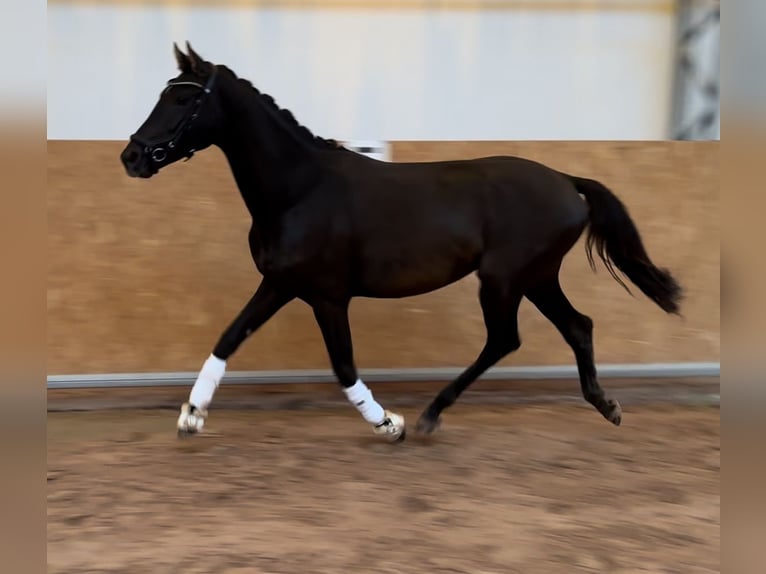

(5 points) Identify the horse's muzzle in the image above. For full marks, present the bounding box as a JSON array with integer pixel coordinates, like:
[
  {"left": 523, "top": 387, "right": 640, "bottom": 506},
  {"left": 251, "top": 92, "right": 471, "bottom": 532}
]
[{"left": 120, "top": 140, "right": 156, "bottom": 178}]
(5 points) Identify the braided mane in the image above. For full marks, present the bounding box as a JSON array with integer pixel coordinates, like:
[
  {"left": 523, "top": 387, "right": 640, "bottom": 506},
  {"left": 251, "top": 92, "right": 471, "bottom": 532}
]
[{"left": 221, "top": 65, "right": 343, "bottom": 150}]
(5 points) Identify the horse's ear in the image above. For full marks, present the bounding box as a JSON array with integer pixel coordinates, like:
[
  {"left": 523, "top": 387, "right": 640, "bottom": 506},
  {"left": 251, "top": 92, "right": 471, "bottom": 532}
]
[
  {"left": 174, "top": 42, "right": 192, "bottom": 73},
  {"left": 185, "top": 41, "right": 206, "bottom": 74}
]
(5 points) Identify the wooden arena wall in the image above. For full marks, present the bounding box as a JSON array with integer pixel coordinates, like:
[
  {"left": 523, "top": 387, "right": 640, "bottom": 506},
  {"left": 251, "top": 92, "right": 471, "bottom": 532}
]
[{"left": 47, "top": 141, "right": 719, "bottom": 375}]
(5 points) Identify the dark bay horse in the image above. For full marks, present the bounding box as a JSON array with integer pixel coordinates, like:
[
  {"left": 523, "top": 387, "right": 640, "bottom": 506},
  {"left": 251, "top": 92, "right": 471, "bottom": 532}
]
[{"left": 120, "top": 43, "right": 682, "bottom": 442}]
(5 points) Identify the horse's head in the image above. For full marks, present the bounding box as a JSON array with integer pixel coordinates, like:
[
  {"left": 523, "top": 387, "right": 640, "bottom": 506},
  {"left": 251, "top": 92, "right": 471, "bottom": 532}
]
[{"left": 121, "top": 42, "right": 222, "bottom": 178}]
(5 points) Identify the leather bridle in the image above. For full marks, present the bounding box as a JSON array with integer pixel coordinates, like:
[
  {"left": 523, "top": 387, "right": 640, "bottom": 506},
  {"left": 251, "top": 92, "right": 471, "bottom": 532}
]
[{"left": 130, "top": 66, "right": 218, "bottom": 164}]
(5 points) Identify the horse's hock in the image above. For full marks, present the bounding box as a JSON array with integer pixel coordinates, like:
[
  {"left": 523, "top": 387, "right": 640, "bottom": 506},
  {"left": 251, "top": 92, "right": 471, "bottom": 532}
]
[{"left": 48, "top": 141, "right": 719, "bottom": 375}]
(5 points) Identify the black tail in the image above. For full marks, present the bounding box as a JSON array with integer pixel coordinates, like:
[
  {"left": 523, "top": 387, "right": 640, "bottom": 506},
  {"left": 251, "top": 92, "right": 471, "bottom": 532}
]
[{"left": 566, "top": 175, "right": 683, "bottom": 315}]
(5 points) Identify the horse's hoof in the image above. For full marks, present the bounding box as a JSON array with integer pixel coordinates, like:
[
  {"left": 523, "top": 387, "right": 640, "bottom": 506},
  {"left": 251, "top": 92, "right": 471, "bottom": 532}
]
[
  {"left": 604, "top": 399, "right": 622, "bottom": 426},
  {"left": 177, "top": 428, "right": 199, "bottom": 439},
  {"left": 373, "top": 410, "right": 406, "bottom": 443},
  {"left": 415, "top": 413, "right": 441, "bottom": 435},
  {"left": 177, "top": 402, "right": 207, "bottom": 435}
]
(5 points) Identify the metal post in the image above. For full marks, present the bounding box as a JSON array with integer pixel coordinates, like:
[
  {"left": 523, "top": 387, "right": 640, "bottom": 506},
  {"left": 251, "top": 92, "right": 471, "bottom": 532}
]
[{"left": 670, "top": 0, "right": 720, "bottom": 140}]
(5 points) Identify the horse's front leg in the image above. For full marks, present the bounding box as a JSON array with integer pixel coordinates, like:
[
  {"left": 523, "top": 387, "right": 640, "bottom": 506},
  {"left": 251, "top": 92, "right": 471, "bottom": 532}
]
[
  {"left": 177, "top": 279, "right": 293, "bottom": 436},
  {"left": 311, "top": 299, "right": 406, "bottom": 442}
]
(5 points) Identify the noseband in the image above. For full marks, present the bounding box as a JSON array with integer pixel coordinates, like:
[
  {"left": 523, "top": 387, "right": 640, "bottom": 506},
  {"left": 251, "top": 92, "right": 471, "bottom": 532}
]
[{"left": 130, "top": 66, "right": 218, "bottom": 163}]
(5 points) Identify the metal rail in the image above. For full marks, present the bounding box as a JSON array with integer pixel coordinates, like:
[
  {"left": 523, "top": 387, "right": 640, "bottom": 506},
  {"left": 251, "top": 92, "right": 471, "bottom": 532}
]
[{"left": 48, "top": 362, "right": 720, "bottom": 389}]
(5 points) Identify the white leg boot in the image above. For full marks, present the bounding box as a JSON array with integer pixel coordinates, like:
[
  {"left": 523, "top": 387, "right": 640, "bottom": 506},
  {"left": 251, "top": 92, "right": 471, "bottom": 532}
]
[
  {"left": 344, "top": 379, "right": 406, "bottom": 442},
  {"left": 177, "top": 354, "right": 226, "bottom": 435}
]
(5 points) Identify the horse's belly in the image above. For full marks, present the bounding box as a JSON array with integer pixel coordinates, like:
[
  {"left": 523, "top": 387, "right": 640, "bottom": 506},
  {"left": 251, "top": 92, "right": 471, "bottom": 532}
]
[
  {"left": 355, "top": 248, "right": 480, "bottom": 298},
  {"left": 357, "top": 270, "right": 475, "bottom": 298}
]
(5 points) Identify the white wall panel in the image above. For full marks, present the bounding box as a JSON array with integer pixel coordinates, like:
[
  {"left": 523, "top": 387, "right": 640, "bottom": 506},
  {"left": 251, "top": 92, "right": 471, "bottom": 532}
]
[{"left": 48, "top": 3, "right": 676, "bottom": 141}]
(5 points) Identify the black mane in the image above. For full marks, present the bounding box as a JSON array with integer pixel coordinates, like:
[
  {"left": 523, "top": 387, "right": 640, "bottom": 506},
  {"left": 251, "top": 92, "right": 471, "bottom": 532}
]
[{"left": 220, "top": 65, "right": 342, "bottom": 151}]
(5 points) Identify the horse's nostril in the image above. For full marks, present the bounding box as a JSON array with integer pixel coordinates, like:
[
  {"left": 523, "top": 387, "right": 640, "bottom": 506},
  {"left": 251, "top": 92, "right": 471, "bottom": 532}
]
[
  {"left": 121, "top": 147, "right": 141, "bottom": 166},
  {"left": 121, "top": 145, "right": 144, "bottom": 172}
]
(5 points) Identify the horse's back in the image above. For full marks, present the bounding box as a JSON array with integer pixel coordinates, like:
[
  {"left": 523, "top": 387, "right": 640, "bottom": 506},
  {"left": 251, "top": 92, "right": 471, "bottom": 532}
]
[
  {"left": 358, "top": 153, "right": 588, "bottom": 226},
  {"left": 330, "top": 152, "right": 588, "bottom": 297}
]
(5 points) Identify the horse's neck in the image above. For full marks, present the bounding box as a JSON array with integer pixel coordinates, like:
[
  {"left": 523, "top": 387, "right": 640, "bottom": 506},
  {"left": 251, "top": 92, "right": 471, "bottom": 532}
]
[{"left": 217, "top": 84, "right": 317, "bottom": 223}]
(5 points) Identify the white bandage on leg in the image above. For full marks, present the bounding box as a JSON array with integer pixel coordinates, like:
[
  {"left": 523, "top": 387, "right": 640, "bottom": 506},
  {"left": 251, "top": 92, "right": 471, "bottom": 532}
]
[
  {"left": 189, "top": 354, "right": 227, "bottom": 410},
  {"left": 343, "top": 379, "right": 386, "bottom": 425}
]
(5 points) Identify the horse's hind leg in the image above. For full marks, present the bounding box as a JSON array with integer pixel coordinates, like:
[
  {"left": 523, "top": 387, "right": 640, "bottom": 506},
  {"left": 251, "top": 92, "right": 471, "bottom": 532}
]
[
  {"left": 526, "top": 276, "right": 622, "bottom": 426},
  {"left": 415, "top": 279, "right": 523, "bottom": 434}
]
